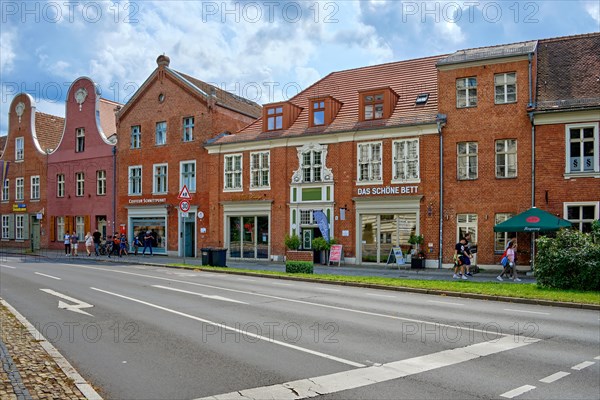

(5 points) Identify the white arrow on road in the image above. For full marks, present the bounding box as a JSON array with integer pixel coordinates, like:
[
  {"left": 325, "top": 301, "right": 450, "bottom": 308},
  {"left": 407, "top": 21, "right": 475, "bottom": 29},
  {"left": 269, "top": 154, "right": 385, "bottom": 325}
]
[
  {"left": 40, "top": 289, "right": 94, "bottom": 316},
  {"left": 152, "top": 285, "right": 248, "bottom": 304}
]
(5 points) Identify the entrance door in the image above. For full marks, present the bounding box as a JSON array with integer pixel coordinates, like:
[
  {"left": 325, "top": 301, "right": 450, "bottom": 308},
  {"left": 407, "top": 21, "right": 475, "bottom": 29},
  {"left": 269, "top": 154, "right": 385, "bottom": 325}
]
[
  {"left": 360, "top": 213, "right": 417, "bottom": 264},
  {"left": 302, "top": 229, "right": 313, "bottom": 250},
  {"left": 184, "top": 220, "right": 194, "bottom": 257},
  {"left": 31, "top": 217, "right": 41, "bottom": 250},
  {"left": 97, "top": 216, "right": 107, "bottom": 240},
  {"left": 228, "top": 216, "right": 269, "bottom": 259}
]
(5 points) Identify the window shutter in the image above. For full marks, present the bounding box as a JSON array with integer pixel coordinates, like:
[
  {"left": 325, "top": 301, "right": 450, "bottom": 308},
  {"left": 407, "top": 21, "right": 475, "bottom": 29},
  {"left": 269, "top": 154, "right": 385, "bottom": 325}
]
[
  {"left": 84, "top": 215, "right": 90, "bottom": 235},
  {"left": 23, "top": 214, "right": 30, "bottom": 240},
  {"left": 50, "top": 216, "right": 56, "bottom": 242},
  {"left": 66, "top": 216, "right": 72, "bottom": 233},
  {"left": 8, "top": 214, "right": 14, "bottom": 239}
]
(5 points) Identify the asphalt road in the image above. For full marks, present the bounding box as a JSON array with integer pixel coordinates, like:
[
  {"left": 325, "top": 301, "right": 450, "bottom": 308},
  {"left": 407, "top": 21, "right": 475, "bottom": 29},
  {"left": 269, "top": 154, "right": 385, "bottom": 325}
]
[{"left": 0, "top": 255, "right": 598, "bottom": 399}]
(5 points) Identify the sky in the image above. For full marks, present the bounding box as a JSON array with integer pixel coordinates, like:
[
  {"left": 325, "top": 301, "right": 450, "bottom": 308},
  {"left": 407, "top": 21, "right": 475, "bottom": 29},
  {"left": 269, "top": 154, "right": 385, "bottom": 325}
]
[{"left": 0, "top": 0, "right": 599, "bottom": 135}]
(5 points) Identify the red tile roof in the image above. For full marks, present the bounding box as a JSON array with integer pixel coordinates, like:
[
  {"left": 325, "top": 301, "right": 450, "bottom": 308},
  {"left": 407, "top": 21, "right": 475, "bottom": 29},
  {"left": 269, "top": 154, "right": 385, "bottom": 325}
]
[
  {"left": 0, "top": 136, "right": 7, "bottom": 157},
  {"left": 98, "top": 98, "right": 121, "bottom": 139},
  {"left": 210, "top": 55, "right": 445, "bottom": 146},
  {"left": 536, "top": 33, "right": 600, "bottom": 111},
  {"left": 34, "top": 112, "right": 64, "bottom": 152}
]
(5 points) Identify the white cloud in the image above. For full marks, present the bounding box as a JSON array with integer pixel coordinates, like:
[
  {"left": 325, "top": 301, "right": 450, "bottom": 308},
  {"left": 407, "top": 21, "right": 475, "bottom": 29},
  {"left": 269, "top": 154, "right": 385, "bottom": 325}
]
[
  {"left": 583, "top": 0, "right": 600, "bottom": 23},
  {"left": 0, "top": 30, "right": 17, "bottom": 73}
]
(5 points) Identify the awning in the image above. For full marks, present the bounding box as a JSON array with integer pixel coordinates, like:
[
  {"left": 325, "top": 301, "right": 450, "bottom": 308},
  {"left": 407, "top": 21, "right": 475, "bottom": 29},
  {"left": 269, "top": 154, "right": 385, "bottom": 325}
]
[{"left": 494, "top": 207, "right": 572, "bottom": 232}]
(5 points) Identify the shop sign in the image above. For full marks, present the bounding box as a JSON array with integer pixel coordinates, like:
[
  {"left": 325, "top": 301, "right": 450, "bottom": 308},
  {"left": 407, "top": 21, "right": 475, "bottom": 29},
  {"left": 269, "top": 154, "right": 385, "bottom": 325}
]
[
  {"left": 357, "top": 185, "right": 418, "bottom": 196},
  {"left": 128, "top": 198, "right": 167, "bottom": 204},
  {"left": 12, "top": 203, "right": 27, "bottom": 212}
]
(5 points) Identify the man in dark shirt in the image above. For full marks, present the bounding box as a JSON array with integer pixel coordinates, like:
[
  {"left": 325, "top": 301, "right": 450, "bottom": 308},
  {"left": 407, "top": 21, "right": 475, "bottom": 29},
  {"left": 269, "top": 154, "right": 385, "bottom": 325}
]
[
  {"left": 92, "top": 229, "right": 102, "bottom": 256},
  {"left": 453, "top": 237, "right": 471, "bottom": 280}
]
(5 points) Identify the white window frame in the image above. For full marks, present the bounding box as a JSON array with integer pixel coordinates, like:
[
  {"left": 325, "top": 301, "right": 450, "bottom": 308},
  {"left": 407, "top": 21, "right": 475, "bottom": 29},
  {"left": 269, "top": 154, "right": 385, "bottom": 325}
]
[
  {"left": 76, "top": 216, "right": 85, "bottom": 236},
  {"left": 15, "top": 177, "right": 24, "bottom": 201},
  {"left": 301, "top": 149, "right": 323, "bottom": 183},
  {"left": 76, "top": 127, "right": 85, "bottom": 152},
  {"left": 392, "top": 139, "right": 420, "bottom": 183},
  {"left": 153, "top": 163, "right": 168, "bottom": 194},
  {"left": 565, "top": 123, "right": 599, "bottom": 175},
  {"left": 129, "top": 166, "right": 142, "bottom": 195},
  {"left": 250, "top": 151, "right": 270, "bottom": 190},
  {"left": 97, "top": 170, "right": 106, "bottom": 195},
  {"left": 183, "top": 117, "right": 194, "bottom": 142},
  {"left": 30, "top": 175, "right": 40, "bottom": 200},
  {"left": 494, "top": 213, "right": 514, "bottom": 252},
  {"left": 57, "top": 174, "right": 65, "bottom": 198},
  {"left": 224, "top": 154, "right": 243, "bottom": 191},
  {"left": 15, "top": 137, "right": 24, "bottom": 161},
  {"left": 15, "top": 214, "right": 24, "bottom": 240},
  {"left": 564, "top": 202, "right": 599, "bottom": 233},
  {"left": 57, "top": 217, "right": 65, "bottom": 242},
  {"left": 495, "top": 139, "right": 517, "bottom": 178},
  {"left": 456, "top": 77, "right": 477, "bottom": 108},
  {"left": 1, "top": 215, "right": 9, "bottom": 239},
  {"left": 2, "top": 179, "right": 9, "bottom": 202},
  {"left": 357, "top": 142, "right": 382, "bottom": 184},
  {"left": 156, "top": 121, "right": 167, "bottom": 145},
  {"left": 457, "top": 214, "right": 477, "bottom": 244},
  {"left": 76, "top": 172, "right": 85, "bottom": 197},
  {"left": 180, "top": 160, "right": 196, "bottom": 193},
  {"left": 494, "top": 72, "right": 517, "bottom": 104},
  {"left": 131, "top": 125, "right": 141, "bottom": 149},
  {"left": 457, "top": 142, "right": 478, "bottom": 180}
]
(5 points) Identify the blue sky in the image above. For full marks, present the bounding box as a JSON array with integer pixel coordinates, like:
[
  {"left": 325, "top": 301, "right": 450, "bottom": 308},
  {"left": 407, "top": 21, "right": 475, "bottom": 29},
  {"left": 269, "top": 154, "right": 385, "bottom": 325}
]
[{"left": 1, "top": 0, "right": 599, "bottom": 135}]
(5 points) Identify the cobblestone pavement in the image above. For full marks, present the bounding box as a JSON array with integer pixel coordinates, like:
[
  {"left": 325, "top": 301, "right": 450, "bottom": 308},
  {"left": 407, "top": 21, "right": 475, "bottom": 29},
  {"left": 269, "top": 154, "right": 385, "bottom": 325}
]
[{"left": 0, "top": 303, "right": 89, "bottom": 400}]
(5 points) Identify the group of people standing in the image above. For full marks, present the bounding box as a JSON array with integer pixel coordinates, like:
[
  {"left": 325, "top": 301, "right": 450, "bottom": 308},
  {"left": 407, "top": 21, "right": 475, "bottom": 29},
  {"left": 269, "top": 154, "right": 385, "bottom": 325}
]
[{"left": 63, "top": 229, "right": 156, "bottom": 257}]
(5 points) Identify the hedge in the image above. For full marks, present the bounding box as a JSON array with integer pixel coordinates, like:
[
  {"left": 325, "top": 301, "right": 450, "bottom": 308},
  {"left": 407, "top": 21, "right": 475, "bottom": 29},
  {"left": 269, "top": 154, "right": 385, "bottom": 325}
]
[{"left": 285, "top": 261, "right": 314, "bottom": 274}]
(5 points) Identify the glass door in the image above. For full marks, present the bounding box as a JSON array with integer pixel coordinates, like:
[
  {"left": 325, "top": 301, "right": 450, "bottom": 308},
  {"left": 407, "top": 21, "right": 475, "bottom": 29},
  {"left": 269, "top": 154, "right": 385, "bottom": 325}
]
[
  {"left": 242, "top": 216, "right": 255, "bottom": 258},
  {"left": 256, "top": 216, "right": 269, "bottom": 259},
  {"left": 229, "top": 217, "right": 241, "bottom": 257}
]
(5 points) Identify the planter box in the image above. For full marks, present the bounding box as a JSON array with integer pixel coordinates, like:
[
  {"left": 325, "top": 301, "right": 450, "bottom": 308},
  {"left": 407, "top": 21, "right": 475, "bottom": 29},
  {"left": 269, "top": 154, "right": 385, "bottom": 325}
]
[
  {"left": 286, "top": 250, "right": 314, "bottom": 263},
  {"left": 411, "top": 258, "right": 426, "bottom": 269}
]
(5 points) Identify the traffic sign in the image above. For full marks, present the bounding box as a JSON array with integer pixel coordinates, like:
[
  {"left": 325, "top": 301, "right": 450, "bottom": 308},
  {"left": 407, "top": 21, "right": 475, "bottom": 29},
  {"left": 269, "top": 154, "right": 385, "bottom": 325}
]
[
  {"left": 179, "top": 199, "right": 191, "bottom": 212},
  {"left": 178, "top": 185, "right": 192, "bottom": 200}
]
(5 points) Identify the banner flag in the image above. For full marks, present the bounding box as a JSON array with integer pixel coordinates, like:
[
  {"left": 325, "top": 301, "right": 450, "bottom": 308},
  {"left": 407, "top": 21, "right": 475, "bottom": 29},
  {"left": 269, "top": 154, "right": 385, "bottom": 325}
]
[
  {"left": 0, "top": 161, "right": 9, "bottom": 185},
  {"left": 313, "top": 210, "right": 330, "bottom": 243}
]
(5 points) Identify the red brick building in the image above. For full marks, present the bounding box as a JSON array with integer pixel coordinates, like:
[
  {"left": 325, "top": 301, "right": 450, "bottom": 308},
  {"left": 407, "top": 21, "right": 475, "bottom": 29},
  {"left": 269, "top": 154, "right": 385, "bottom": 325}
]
[
  {"left": 116, "top": 55, "right": 261, "bottom": 256},
  {"left": 205, "top": 56, "right": 445, "bottom": 265},
  {"left": 0, "top": 94, "right": 63, "bottom": 250},
  {"left": 46, "top": 77, "right": 121, "bottom": 250},
  {"left": 532, "top": 34, "right": 600, "bottom": 231}
]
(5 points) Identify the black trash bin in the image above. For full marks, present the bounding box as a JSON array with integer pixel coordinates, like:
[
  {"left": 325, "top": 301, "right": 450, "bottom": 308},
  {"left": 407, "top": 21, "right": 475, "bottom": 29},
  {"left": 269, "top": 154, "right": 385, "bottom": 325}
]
[
  {"left": 211, "top": 248, "right": 228, "bottom": 267},
  {"left": 201, "top": 248, "right": 213, "bottom": 266}
]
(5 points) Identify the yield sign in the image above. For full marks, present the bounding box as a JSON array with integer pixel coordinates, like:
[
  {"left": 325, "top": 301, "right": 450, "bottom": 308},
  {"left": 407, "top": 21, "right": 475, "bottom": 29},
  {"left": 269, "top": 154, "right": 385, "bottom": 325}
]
[{"left": 178, "top": 185, "right": 192, "bottom": 199}]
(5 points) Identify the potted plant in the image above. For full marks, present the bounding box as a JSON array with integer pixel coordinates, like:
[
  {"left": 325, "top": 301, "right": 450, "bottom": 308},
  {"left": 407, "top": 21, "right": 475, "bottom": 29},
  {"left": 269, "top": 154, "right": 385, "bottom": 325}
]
[
  {"left": 284, "top": 234, "right": 313, "bottom": 264},
  {"left": 408, "top": 233, "right": 426, "bottom": 269},
  {"left": 312, "top": 237, "right": 330, "bottom": 265}
]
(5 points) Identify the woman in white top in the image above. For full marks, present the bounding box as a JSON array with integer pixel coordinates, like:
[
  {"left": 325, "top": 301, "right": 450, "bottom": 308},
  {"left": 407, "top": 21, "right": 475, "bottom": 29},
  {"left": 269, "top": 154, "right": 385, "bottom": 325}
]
[
  {"left": 507, "top": 241, "right": 521, "bottom": 282},
  {"left": 85, "top": 232, "right": 93, "bottom": 257}
]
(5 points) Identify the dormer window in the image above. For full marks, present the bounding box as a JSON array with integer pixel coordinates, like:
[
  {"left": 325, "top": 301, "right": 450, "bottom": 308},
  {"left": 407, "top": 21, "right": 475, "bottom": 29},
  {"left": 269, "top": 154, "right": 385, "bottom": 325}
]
[
  {"left": 76, "top": 128, "right": 85, "bottom": 152},
  {"left": 267, "top": 106, "right": 283, "bottom": 130},
  {"left": 308, "top": 96, "right": 342, "bottom": 128},
  {"left": 415, "top": 93, "right": 429, "bottom": 105},
  {"left": 312, "top": 101, "right": 325, "bottom": 126},
  {"left": 364, "top": 94, "right": 384, "bottom": 120},
  {"left": 358, "top": 88, "right": 398, "bottom": 122}
]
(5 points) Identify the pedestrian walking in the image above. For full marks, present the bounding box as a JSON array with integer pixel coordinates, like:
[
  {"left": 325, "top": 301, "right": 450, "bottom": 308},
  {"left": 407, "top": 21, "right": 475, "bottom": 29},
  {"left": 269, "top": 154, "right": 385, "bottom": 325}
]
[
  {"left": 132, "top": 234, "right": 142, "bottom": 256},
  {"left": 463, "top": 232, "right": 473, "bottom": 277},
  {"left": 506, "top": 240, "right": 521, "bottom": 282},
  {"left": 64, "top": 232, "right": 71, "bottom": 256},
  {"left": 119, "top": 234, "right": 128, "bottom": 257},
  {"left": 453, "top": 237, "right": 471, "bottom": 280},
  {"left": 85, "top": 232, "right": 93, "bottom": 256},
  {"left": 142, "top": 230, "right": 153, "bottom": 256},
  {"left": 70, "top": 231, "right": 79, "bottom": 257},
  {"left": 92, "top": 229, "right": 102, "bottom": 256}
]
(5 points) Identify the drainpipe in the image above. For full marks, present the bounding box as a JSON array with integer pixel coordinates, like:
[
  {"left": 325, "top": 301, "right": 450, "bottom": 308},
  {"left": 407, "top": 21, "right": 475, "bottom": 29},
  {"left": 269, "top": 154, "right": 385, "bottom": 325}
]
[
  {"left": 437, "top": 115, "right": 447, "bottom": 269},
  {"left": 112, "top": 145, "right": 117, "bottom": 233},
  {"left": 528, "top": 52, "right": 535, "bottom": 207}
]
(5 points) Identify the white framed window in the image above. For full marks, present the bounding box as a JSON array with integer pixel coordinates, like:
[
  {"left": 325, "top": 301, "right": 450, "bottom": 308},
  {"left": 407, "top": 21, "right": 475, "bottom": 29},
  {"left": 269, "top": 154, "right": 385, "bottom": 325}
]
[
  {"left": 76, "top": 128, "right": 85, "bottom": 152},
  {"left": 131, "top": 125, "right": 141, "bottom": 149},
  {"left": 494, "top": 213, "right": 515, "bottom": 252},
  {"left": 183, "top": 117, "right": 194, "bottom": 142},
  {"left": 153, "top": 164, "right": 168, "bottom": 193},
  {"left": 15, "top": 214, "right": 24, "bottom": 240},
  {"left": 393, "top": 139, "right": 419, "bottom": 182},
  {"left": 224, "top": 154, "right": 242, "bottom": 190},
  {"left": 15, "top": 177, "right": 24, "bottom": 201},
  {"left": 457, "top": 142, "right": 478, "bottom": 180},
  {"left": 156, "top": 121, "right": 167, "bottom": 145},
  {"left": 1, "top": 215, "right": 9, "bottom": 239},
  {"left": 457, "top": 214, "right": 477, "bottom": 244},
  {"left": 129, "top": 166, "right": 142, "bottom": 195},
  {"left": 57, "top": 217, "right": 65, "bottom": 242},
  {"left": 495, "top": 139, "right": 517, "bottom": 178},
  {"left": 300, "top": 210, "right": 316, "bottom": 225},
  {"left": 2, "top": 179, "right": 9, "bottom": 202},
  {"left": 357, "top": 142, "right": 382, "bottom": 183},
  {"left": 456, "top": 77, "right": 477, "bottom": 108},
  {"left": 565, "top": 202, "right": 599, "bottom": 233},
  {"left": 76, "top": 216, "right": 85, "bottom": 236},
  {"left": 30, "top": 176, "right": 40, "bottom": 200},
  {"left": 250, "top": 151, "right": 270, "bottom": 189},
  {"left": 180, "top": 161, "right": 196, "bottom": 193},
  {"left": 302, "top": 149, "right": 323, "bottom": 183},
  {"left": 494, "top": 72, "right": 517, "bottom": 104},
  {"left": 15, "top": 137, "right": 24, "bottom": 161},
  {"left": 566, "top": 123, "right": 599, "bottom": 174},
  {"left": 97, "top": 170, "right": 106, "bottom": 195},
  {"left": 267, "top": 107, "right": 283, "bottom": 131},
  {"left": 76, "top": 172, "right": 85, "bottom": 196},
  {"left": 57, "top": 174, "right": 65, "bottom": 198}
]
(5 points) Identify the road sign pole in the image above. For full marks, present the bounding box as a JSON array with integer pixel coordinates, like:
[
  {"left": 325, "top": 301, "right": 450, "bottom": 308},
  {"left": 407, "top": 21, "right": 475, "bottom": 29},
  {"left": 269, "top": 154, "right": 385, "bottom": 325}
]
[{"left": 182, "top": 212, "right": 185, "bottom": 265}]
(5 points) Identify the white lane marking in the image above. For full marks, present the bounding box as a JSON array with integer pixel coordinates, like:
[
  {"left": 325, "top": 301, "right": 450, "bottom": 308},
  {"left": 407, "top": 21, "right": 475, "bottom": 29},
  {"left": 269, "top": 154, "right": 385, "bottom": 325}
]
[
  {"left": 64, "top": 264, "right": 506, "bottom": 336},
  {"left": 539, "top": 371, "right": 570, "bottom": 383},
  {"left": 198, "top": 335, "right": 539, "bottom": 400},
  {"left": 571, "top": 361, "right": 595, "bottom": 370},
  {"left": 317, "top": 287, "right": 341, "bottom": 292},
  {"left": 271, "top": 282, "right": 294, "bottom": 286},
  {"left": 500, "top": 385, "right": 537, "bottom": 399},
  {"left": 0, "top": 299, "right": 102, "bottom": 400},
  {"left": 152, "top": 285, "right": 248, "bottom": 304},
  {"left": 427, "top": 300, "right": 464, "bottom": 306},
  {"left": 237, "top": 278, "right": 256, "bottom": 282},
  {"left": 91, "top": 287, "right": 364, "bottom": 368},
  {"left": 503, "top": 308, "right": 550, "bottom": 316},
  {"left": 0, "top": 264, "right": 16, "bottom": 269},
  {"left": 39, "top": 289, "right": 94, "bottom": 316},
  {"left": 35, "top": 272, "right": 61, "bottom": 280},
  {"left": 366, "top": 293, "right": 396, "bottom": 298},
  {"left": 595, "top": 356, "right": 600, "bottom": 360}
]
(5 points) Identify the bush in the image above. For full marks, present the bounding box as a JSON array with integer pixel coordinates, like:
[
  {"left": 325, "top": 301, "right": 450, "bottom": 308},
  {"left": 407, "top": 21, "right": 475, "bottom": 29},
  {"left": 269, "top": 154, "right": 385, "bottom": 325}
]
[
  {"left": 284, "top": 234, "right": 301, "bottom": 250},
  {"left": 535, "top": 228, "right": 600, "bottom": 291},
  {"left": 312, "top": 237, "right": 330, "bottom": 251},
  {"left": 285, "top": 261, "right": 313, "bottom": 274}
]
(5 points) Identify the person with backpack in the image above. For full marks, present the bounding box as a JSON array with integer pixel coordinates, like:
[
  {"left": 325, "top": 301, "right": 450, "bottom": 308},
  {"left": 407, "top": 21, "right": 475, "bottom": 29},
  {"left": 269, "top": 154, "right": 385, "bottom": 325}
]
[{"left": 498, "top": 239, "right": 521, "bottom": 281}]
